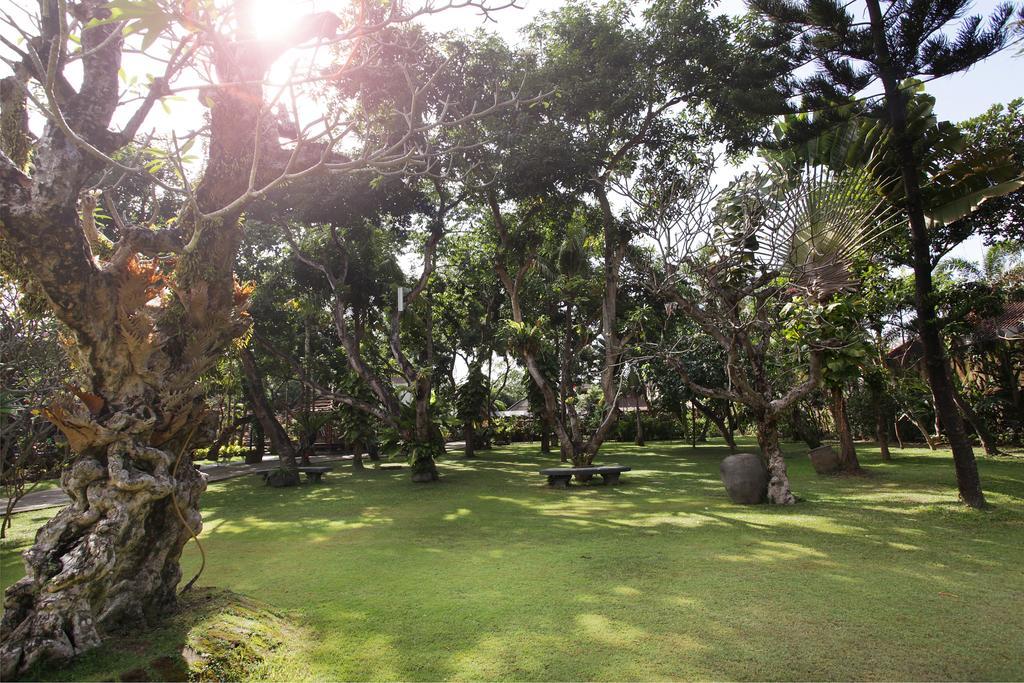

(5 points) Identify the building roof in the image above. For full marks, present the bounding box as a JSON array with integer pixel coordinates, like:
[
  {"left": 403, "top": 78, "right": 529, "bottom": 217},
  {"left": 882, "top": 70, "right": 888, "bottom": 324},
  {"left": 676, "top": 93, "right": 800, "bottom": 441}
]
[
  {"left": 975, "top": 300, "right": 1024, "bottom": 341},
  {"left": 494, "top": 393, "right": 650, "bottom": 417},
  {"left": 495, "top": 397, "right": 531, "bottom": 417},
  {"left": 887, "top": 300, "right": 1024, "bottom": 370}
]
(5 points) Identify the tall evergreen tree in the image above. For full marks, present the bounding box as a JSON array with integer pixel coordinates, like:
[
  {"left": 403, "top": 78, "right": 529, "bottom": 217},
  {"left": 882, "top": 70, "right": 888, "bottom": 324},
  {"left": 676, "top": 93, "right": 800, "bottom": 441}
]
[{"left": 751, "top": 0, "right": 1021, "bottom": 507}]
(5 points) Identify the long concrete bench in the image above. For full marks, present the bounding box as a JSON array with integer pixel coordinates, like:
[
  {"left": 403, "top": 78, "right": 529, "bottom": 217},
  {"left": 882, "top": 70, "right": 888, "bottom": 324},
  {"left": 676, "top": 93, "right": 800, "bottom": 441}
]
[
  {"left": 256, "top": 466, "right": 332, "bottom": 484},
  {"left": 538, "top": 465, "right": 631, "bottom": 489}
]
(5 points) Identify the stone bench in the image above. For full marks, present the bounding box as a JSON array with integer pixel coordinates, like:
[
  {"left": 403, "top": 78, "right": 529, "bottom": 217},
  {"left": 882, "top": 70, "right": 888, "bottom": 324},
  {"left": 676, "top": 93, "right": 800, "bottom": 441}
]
[
  {"left": 299, "top": 466, "right": 331, "bottom": 483},
  {"left": 539, "top": 465, "right": 631, "bottom": 489},
  {"left": 256, "top": 466, "right": 332, "bottom": 484}
]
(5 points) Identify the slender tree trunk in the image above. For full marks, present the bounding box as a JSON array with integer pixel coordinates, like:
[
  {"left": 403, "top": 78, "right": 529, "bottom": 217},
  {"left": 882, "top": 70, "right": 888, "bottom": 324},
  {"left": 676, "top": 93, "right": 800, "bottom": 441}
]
[
  {"left": 464, "top": 422, "right": 476, "bottom": 458},
  {"left": 726, "top": 404, "right": 738, "bottom": 447},
  {"left": 352, "top": 441, "right": 365, "bottom": 471},
  {"left": 206, "top": 414, "right": 253, "bottom": 461},
  {"left": 865, "top": 0, "right": 985, "bottom": 508},
  {"left": 691, "top": 403, "right": 698, "bottom": 449},
  {"left": 792, "top": 404, "right": 822, "bottom": 449},
  {"left": 829, "top": 385, "right": 862, "bottom": 472},
  {"left": 250, "top": 421, "right": 267, "bottom": 463},
  {"left": 908, "top": 412, "right": 938, "bottom": 450},
  {"left": 998, "top": 346, "right": 1022, "bottom": 432},
  {"left": 634, "top": 409, "right": 645, "bottom": 446},
  {"left": 876, "top": 407, "right": 892, "bottom": 461},
  {"left": 757, "top": 413, "right": 796, "bottom": 505},
  {"left": 951, "top": 388, "right": 1000, "bottom": 455},
  {"left": 239, "top": 348, "right": 299, "bottom": 484},
  {"left": 892, "top": 417, "right": 904, "bottom": 450},
  {"left": 540, "top": 420, "right": 551, "bottom": 453}
]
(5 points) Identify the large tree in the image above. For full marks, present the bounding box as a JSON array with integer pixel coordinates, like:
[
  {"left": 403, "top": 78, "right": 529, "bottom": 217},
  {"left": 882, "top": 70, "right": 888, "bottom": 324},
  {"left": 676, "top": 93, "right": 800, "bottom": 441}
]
[
  {"left": 0, "top": 0, "right": 524, "bottom": 674},
  {"left": 750, "top": 0, "right": 1021, "bottom": 507},
  {"left": 636, "top": 159, "right": 901, "bottom": 503},
  {"left": 485, "top": 0, "right": 789, "bottom": 466}
]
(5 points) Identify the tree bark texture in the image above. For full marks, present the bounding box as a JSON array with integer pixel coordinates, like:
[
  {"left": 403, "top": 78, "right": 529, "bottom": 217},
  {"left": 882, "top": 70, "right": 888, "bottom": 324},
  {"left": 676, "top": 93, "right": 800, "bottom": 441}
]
[
  {"left": 0, "top": 5, "right": 331, "bottom": 672},
  {"left": 951, "top": 388, "right": 1000, "bottom": 456},
  {"left": 829, "top": 385, "right": 862, "bottom": 473},
  {"left": 540, "top": 421, "right": 551, "bottom": 453},
  {"left": 239, "top": 348, "right": 299, "bottom": 484},
  {"left": 757, "top": 415, "right": 796, "bottom": 505},
  {"left": 249, "top": 421, "right": 267, "bottom": 464},
  {"left": 864, "top": 0, "right": 985, "bottom": 507},
  {"left": 792, "top": 405, "right": 823, "bottom": 449}
]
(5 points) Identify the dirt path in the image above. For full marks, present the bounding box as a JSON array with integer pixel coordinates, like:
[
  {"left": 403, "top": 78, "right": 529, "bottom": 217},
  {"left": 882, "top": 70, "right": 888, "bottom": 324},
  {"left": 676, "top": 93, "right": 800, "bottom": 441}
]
[
  {"left": 2, "top": 442, "right": 467, "bottom": 514},
  {"left": 2, "top": 453, "right": 355, "bottom": 514}
]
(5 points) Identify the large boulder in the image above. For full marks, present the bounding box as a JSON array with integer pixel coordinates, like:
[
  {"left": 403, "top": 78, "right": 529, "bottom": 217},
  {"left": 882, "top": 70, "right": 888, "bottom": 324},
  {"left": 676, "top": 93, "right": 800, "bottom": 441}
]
[
  {"left": 808, "top": 445, "right": 841, "bottom": 474},
  {"left": 719, "top": 452, "right": 768, "bottom": 504}
]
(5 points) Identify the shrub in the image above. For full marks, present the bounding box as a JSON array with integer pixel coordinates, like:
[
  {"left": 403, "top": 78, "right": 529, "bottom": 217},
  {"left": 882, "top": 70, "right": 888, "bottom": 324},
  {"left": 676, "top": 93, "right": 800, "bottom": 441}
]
[
  {"left": 612, "top": 412, "right": 684, "bottom": 442},
  {"left": 490, "top": 416, "right": 538, "bottom": 444},
  {"left": 193, "top": 444, "right": 252, "bottom": 462}
]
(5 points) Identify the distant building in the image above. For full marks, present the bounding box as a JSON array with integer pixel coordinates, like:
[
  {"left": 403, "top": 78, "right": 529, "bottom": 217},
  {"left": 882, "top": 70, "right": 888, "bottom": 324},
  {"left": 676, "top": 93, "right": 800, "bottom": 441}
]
[{"left": 494, "top": 393, "right": 650, "bottom": 418}]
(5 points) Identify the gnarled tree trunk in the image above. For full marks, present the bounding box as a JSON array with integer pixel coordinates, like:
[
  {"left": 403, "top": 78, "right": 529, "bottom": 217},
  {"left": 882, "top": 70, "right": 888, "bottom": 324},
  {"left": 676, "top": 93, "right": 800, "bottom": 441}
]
[
  {"left": 0, "top": 5, "right": 337, "bottom": 672},
  {"left": 792, "top": 404, "right": 822, "bottom": 449},
  {"left": 757, "top": 413, "right": 796, "bottom": 505}
]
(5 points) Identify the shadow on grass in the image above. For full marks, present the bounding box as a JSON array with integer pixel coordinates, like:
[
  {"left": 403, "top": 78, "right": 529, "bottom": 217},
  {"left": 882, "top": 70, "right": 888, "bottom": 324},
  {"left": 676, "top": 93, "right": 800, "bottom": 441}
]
[{"left": 4, "top": 438, "right": 1023, "bottom": 681}]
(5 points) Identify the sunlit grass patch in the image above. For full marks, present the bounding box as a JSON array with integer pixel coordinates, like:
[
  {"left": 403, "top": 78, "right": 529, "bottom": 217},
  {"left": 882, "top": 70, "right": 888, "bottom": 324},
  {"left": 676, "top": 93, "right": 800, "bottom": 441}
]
[{"left": 2, "top": 438, "right": 1023, "bottom": 681}]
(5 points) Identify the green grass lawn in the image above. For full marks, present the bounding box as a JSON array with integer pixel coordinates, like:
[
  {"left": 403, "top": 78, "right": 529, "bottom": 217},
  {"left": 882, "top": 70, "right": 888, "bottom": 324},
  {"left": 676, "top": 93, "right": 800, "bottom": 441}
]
[{"left": 3, "top": 438, "right": 1024, "bottom": 681}]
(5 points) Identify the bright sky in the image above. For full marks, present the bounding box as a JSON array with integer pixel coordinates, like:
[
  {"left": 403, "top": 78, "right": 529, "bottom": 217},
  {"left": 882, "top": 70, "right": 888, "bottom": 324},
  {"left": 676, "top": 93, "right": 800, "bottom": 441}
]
[
  {"left": 492, "top": 0, "right": 1021, "bottom": 264},
  {"left": 443, "top": 0, "right": 1024, "bottom": 123},
  {"left": 2, "top": 0, "right": 1019, "bottom": 263}
]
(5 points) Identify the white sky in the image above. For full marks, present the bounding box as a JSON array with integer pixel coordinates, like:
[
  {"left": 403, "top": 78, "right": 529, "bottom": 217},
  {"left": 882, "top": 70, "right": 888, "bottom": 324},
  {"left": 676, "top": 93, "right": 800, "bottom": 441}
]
[{"left": 425, "top": 0, "right": 1023, "bottom": 264}]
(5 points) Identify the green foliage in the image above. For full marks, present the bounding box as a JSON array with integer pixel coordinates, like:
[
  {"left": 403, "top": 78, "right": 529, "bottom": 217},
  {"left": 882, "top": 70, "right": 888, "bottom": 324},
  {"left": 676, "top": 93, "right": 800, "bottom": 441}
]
[
  {"left": 500, "top": 319, "right": 549, "bottom": 356},
  {"left": 950, "top": 99, "right": 1024, "bottom": 243},
  {"left": 455, "top": 363, "right": 489, "bottom": 425},
  {"left": 193, "top": 444, "right": 250, "bottom": 462},
  {"left": 402, "top": 440, "right": 445, "bottom": 477},
  {"left": 611, "top": 412, "right": 684, "bottom": 442},
  {"left": 490, "top": 416, "right": 538, "bottom": 445},
  {"left": 781, "top": 295, "right": 872, "bottom": 385}
]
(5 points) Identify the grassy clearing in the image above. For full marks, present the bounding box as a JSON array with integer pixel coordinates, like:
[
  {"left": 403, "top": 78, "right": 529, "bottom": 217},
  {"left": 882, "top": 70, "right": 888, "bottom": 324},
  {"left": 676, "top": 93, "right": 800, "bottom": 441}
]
[{"left": 3, "top": 438, "right": 1023, "bottom": 681}]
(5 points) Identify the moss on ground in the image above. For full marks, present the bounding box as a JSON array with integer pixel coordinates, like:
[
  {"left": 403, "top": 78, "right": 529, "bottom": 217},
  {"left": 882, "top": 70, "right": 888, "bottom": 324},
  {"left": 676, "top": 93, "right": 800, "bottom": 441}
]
[
  {"left": 3, "top": 588, "right": 303, "bottom": 682},
  {"left": 2, "top": 439, "right": 1023, "bottom": 681}
]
